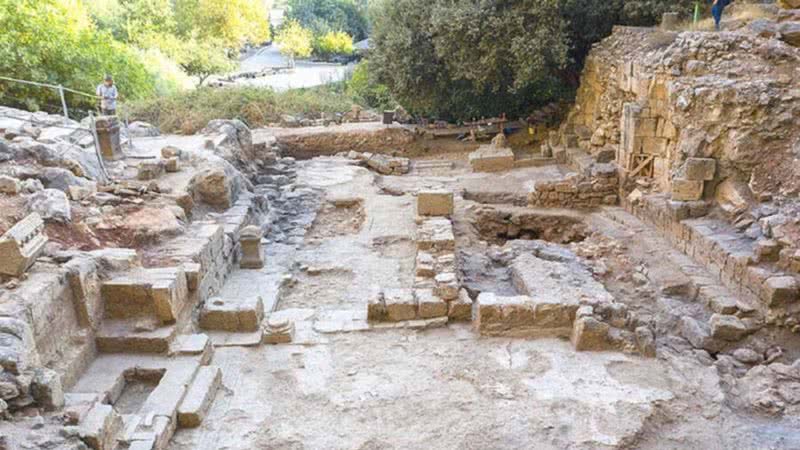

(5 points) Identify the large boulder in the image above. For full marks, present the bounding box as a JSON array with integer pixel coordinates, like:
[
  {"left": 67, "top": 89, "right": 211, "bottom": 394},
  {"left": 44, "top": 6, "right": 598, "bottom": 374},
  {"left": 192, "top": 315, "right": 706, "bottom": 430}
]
[
  {"left": 715, "top": 179, "right": 754, "bottom": 215},
  {"left": 127, "top": 121, "right": 160, "bottom": 137},
  {"left": 8, "top": 138, "right": 103, "bottom": 181},
  {"left": 201, "top": 119, "right": 254, "bottom": 164},
  {"left": 27, "top": 189, "right": 71, "bottom": 222},
  {"left": 778, "top": 0, "right": 800, "bottom": 9},
  {"left": 40, "top": 167, "right": 93, "bottom": 192},
  {"left": 188, "top": 159, "right": 251, "bottom": 209}
]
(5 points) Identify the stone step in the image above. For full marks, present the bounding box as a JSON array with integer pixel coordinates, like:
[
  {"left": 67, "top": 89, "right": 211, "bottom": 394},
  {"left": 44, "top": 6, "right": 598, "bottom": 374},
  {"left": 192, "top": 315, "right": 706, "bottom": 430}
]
[
  {"left": 513, "top": 156, "right": 556, "bottom": 168},
  {"left": 414, "top": 160, "right": 454, "bottom": 170},
  {"left": 101, "top": 267, "right": 188, "bottom": 324},
  {"left": 199, "top": 296, "right": 264, "bottom": 332},
  {"left": 95, "top": 320, "right": 176, "bottom": 354},
  {"left": 177, "top": 366, "right": 222, "bottom": 428}
]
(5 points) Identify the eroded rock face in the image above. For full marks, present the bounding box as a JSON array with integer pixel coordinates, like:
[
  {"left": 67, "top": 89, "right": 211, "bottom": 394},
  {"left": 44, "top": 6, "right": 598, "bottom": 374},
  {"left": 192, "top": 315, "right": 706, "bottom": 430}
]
[{"left": 557, "top": 26, "right": 800, "bottom": 198}]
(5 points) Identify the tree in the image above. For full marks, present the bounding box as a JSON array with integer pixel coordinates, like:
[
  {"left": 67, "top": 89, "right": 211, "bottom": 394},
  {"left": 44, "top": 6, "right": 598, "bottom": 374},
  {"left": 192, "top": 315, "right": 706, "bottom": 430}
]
[
  {"left": 370, "top": 0, "right": 569, "bottom": 120},
  {"left": 175, "top": 0, "right": 271, "bottom": 49},
  {"left": 177, "top": 38, "right": 237, "bottom": 86},
  {"left": 314, "top": 31, "right": 354, "bottom": 60},
  {"left": 85, "top": 0, "right": 176, "bottom": 44},
  {"left": 0, "top": 0, "right": 153, "bottom": 113},
  {"left": 369, "top": 0, "right": 694, "bottom": 120},
  {"left": 275, "top": 20, "right": 313, "bottom": 68},
  {"left": 286, "top": 0, "right": 368, "bottom": 42}
]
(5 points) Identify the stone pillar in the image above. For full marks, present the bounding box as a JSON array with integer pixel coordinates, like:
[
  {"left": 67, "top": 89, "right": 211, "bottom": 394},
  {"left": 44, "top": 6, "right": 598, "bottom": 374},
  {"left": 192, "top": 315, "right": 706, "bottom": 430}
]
[
  {"left": 239, "top": 225, "right": 263, "bottom": 269},
  {"left": 94, "top": 116, "right": 122, "bottom": 160}
]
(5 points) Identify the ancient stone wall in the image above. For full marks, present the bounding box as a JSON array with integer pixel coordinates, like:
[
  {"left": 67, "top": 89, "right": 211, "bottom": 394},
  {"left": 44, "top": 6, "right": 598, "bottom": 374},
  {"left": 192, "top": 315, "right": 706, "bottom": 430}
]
[{"left": 558, "top": 25, "right": 800, "bottom": 199}]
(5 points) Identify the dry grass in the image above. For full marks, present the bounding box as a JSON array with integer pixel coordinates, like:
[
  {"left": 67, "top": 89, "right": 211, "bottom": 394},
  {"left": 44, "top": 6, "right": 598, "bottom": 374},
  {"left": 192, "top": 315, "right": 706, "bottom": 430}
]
[{"left": 123, "top": 84, "right": 359, "bottom": 134}]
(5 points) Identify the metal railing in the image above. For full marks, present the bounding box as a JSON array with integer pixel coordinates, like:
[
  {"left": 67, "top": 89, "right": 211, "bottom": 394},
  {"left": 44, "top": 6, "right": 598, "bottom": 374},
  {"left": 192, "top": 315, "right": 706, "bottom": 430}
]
[
  {"left": 0, "top": 75, "right": 100, "bottom": 123},
  {"left": 0, "top": 76, "right": 116, "bottom": 182}
]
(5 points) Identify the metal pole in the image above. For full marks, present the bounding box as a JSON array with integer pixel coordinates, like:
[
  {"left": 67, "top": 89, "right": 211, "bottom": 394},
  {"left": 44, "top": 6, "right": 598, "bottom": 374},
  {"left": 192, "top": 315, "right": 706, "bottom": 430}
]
[
  {"left": 58, "top": 85, "right": 69, "bottom": 122},
  {"left": 694, "top": 2, "right": 700, "bottom": 28}
]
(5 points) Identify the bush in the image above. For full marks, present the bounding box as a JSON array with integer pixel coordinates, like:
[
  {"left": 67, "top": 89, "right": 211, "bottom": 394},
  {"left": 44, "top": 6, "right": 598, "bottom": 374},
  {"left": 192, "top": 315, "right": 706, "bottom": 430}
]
[
  {"left": 125, "top": 85, "right": 359, "bottom": 133},
  {"left": 346, "top": 61, "right": 394, "bottom": 110},
  {"left": 314, "top": 31, "right": 354, "bottom": 60}
]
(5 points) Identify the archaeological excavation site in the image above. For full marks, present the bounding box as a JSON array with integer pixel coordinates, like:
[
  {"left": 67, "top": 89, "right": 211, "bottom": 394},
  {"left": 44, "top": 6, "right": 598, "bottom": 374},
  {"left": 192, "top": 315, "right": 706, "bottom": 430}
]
[{"left": 2, "top": 6, "right": 800, "bottom": 450}]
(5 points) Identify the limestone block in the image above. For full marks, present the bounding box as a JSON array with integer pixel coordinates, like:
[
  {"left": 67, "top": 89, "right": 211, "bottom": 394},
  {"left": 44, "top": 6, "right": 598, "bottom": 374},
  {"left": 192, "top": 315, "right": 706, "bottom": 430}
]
[
  {"left": 761, "top": 276, "right": 799, "bottom": 306},
  {"left": 183, "top": 263, "right": 201, "bottom": 291},
  {"left": 709, "top": 314, "right": 747, "bottom": 341},
  {"left": 417, "top": 190, "right": 454, "bottom": 217},
  {"left": 571, "top": 316, "right": 610, "bottom": 351},
  {"left": 415, "top": 252, "right": 436, "bottom": 278},
  {"left": 31, "top": 367, "right": 64, "bottom": 410},
  {"left": 416, "top": 289, "right": 447, "bottom": 319},
  {"left": 434, "top": 272, "right": 459, "bottom": 301},
  {"left": 263, "top": 317, "right": 294, "bottom": 344},
  {"left": 445, "top": 289, "right": 471, "bottom": 322},
  {"left": 468, "top": 145, "right": 515, "bottom": 173},
  {"left": 239, "top": 225, "right": 263, "bottom": 269},
  {"left": 137, "top": 159, "right": 165, "bottom": 181},
  {"left": 671, "top": 178, "right": 704, "bottom": 201},
  {"left": 367, "top": 289, "right": 387, "bottom": 322},
  {"left": 65, "top": 257, "right": 101, "bottom": 328},
  {"left": 161, "top": 146, "right": 182, "bottom": 159},
  {"left": 79, "top": 403, "right": 122, "bottom": 450},
  {"left": 177, "top": 366, "right": 222, "bottom": 428},
  {"left": 473, "top": 293, "right": 535, "bottom": 337},
  {"left": 417, "top": 218, "right": 455, "bottom": 252},
  {"left": 199, "top": 297, "right": 264, "bottom": 332},
  {"left": 165, "top": 157, "right": 180, "bottom": 173},
  {"left": 755, "top": 239, "right": 781, "bottom": 263},
  {"left": 0, "top": 175, "right": 20, "bottom": 194},
  {"left": 684, "top": 158, "right": 716, "bottom": 181},
  {"left": 383, "top": 288, "right": 416, "bottom": 322},
  {"left": 0, "top": 213, "right": 47, "bottom": 277}
]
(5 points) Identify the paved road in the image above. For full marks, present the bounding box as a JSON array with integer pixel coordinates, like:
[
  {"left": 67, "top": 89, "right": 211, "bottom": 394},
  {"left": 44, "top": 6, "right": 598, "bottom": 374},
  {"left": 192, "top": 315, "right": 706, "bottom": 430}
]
[{"left": 234, "top": 44, "right": 353, "bottom": 91}]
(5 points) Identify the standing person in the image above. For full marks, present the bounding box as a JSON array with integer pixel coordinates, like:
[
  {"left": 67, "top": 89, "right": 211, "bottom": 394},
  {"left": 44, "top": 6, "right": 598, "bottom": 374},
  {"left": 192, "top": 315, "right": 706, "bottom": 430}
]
[
  {"left": 712, "top": 0, "right": 731, "bottom": 31},
  {"left": 96, "top": 74, "right": 118, "bottom": 116}
]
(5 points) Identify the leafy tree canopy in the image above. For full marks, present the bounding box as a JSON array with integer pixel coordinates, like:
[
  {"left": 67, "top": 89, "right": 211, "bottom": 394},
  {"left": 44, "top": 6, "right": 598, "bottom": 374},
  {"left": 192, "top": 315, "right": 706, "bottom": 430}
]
[
  {"left": 174, "top": 0, "right": 271, "bottom": 49},
  {"left": 275, "top": 20, "right": 314, "bottom": 67},
  {"left": 0, "top": 0, "right": 154, "bottom": 113},
  {"left": 286, "top": 0, "right": 368, "bottom": 42},
  {"left": 369, "top": 0, "right": 699, "bottom": 120}
]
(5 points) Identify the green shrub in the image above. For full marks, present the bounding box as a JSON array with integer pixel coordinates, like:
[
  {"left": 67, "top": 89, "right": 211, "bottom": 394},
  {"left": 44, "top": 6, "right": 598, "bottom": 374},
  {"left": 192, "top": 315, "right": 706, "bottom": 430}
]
[
  {"left": 314, "top": 31, "right": 354, "bottom": 60},
  {"left": 346, "top": 61, "right": 394, "bottom": 110},
  {"left": 124, "top": 85, "right": 359, "bottom": 134}
]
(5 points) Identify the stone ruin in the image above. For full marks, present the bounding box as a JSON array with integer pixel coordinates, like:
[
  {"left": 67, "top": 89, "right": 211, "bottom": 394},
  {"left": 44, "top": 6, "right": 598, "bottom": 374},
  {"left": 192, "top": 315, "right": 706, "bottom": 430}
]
[{"left": 1, "top": 6, "right": 800, "bottom": 449}]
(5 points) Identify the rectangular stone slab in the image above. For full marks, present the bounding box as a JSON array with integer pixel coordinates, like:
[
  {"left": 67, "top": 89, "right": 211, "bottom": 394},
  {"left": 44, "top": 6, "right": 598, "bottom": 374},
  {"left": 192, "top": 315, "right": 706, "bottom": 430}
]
[{"left": 177, "top": 366, "right": 222, "bottom": 428}]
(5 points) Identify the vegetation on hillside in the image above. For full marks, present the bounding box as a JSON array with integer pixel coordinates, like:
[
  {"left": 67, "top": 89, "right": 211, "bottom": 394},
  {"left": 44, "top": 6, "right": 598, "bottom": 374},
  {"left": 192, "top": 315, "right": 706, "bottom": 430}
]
[{"left": 0, "top": 0, "right": 270, "bottom": 114}]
